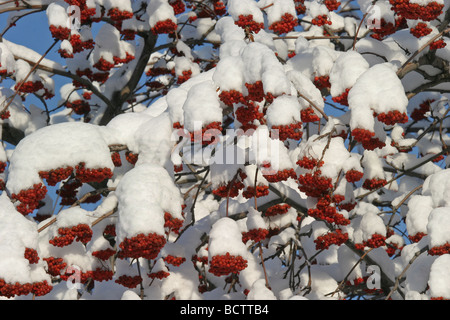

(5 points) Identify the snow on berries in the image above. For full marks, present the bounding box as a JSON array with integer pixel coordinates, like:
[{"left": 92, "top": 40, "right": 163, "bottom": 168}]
[
  {"left": 348, "top": 63, "right": 409, "bottom": 128},
  {"left": 0, "top": 194, "right": 52, "bottom": 298},
  {"left": 389, "top": 0, "right": 444, "bottom": 21},
  {"left": 329, "top": 51, "right": 369, "bottom": 106},
  {"left": 228, "top": 0, "right": 265, "bottom": 33},
  {"left": 208, "top": 218, "right": 249, "bottom": 276},
  {"left": 148, "top": 0, "right": 178, "bottom": 34},
  {"left": 115, "top": 163, "right": 184, "bottom": 259}
]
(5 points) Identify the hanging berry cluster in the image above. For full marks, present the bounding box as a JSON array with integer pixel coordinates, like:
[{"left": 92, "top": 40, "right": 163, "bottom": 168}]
[
  {"left": 268, "top": 13, "right": 298, "bottom": 34},
  {"left": 0, "top": 279, "right": 52, "bottom": 298},
  {"left": 314, "top": 229, "right": 349, "bottom": 250},
  {"left": 389, "top": 0, "right": 444, "bottom": 21},
  {"left": 11, "top": 183, "right": 47, "bottom": 215},
  {"left": 118, "top": 233, "right": 167, "bottom": 260},
  {"left": 208, "top": 252, "right": 248, "bottom": 277},
  {"left": 234, "top": 15, "right": 265, "bottom": 33},
  {"left": 49, "top": 224, "right": 93, "bottom": 247}
]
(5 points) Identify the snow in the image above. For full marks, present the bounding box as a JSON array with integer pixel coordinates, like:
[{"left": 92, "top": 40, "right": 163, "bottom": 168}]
[
  {"left": 406, "top": 195, "right": 434, "bottom": 238},
  {"left": 348, "top": 63, "right": 408, "bottom": 116},
  {"left": 183, "top": 80, "right": 223, "bottom": 132},
  {"left": 208, "top": 217, "right": 248, "bottom": 257},
  {"left": 427, "top": 207, "right": 450, "bottom": 248},
  {"left": 147, "top": 0, "right": 177, "bottom": 29},
  {"left": 6, "top": 122, "right": 116, "bottom": 194},
  {"left": 228, "top": 0, "right": 264, "bottom": 24},
  {"left": 329, "top": 51, "right": 369, "bottom": 97},
  {"left": 422, "top": 168, "right": 450, "bottom": 207},
  {"left": 428, "top": 254, "right": 450, "bottom": 299},
  {"left": 266, "top": 95, "right": 301, "bottom": 126},
  {"left": 46, "top": 3, "right": 70, "bottom": 29},
  {"left": 115, "top": 163, "right": 183, "bottom": 241},
  {"left": 0, "top": 195, "right": 36, "bottom": 282}
]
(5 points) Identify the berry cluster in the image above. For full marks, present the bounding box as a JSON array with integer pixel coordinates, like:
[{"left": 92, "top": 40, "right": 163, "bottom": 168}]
[
  {"left": 370, "top": 19, "right": 398, "bottom": 41},
  {"left": 324, "top": 0, "right": 341, "bottom": 11},
  {"left": 362, "top": 178, "right": 387, "bottom": 190},
  {"left": 148, "top": 270, "right": 170, "bottom": 280},
  {"left": 314, "top": 229, "right": 348, "bottom": 250},
  {"left": 389, "top": 0, "right": 444, "bottom": 21},
  {"left": 163, "top": 255, "right": 186, "bottom": 267},
  {"left": 92, "top": 248, "right": 116, "bottom": 261},
  {"left": 113, "top": 52, "right": 135, "bottom": 65},
  {"left": 234, "top": 15, "right": 264, "bottom": 33},
  {"left": 24, "top": 248, "right": 39, "bottom": 264},
  {"left": 264, "top": 204, "right": 291, "bottom": 217},
  {"left": 269, "top": 13, "right": 298, "bottom": 34},
  {"left": 65, "top": 99, "right": 91, "bottom": 115},
  {"left": 355, "top": 233, "right": 386, "bottom": 250},
  {"left": 0, "top": 279, "right": 52, "bottom": 298},
  {"left": 177, "top": 70, "right": 193, "bottom": 84},
  {"left": 301, "top": 107, "right": 321, "bottom": 123},
  {"left": 115, "top": 274, "right": 143, "bottom": 288},
  {"left": 408, "top": 232, "right": 426, "bottom": 243},
  {"left": 245, "top": 81, "right": 266, "bottom": 103},
  {"left": 213, "top": 1, "right": 227, "bottom": 16},
  {"left": 49, "top": 224, "right": 93, "bottom": 247},
  {"left": 118, "top": 233, "right": 167, "bottom": 260},
  {"left": 297, "top": 156, "right": 324, "bottom": 170},
  {"left": 44, "top": 257, "right": 67, "bottom": 277},
  {"left": 75, "top": 163, "right": 113, "bottom": 183},
  {"left": 332, "top": 88, "right": 350, "bottom": 106},
  {"left": 151, "top": 19, "right": 178, "bottom": 34},
  {"left": 428, "top": 242, "right": 450, "bottom": 256},
  {"left": 39, "top": 167, "right": 73, "bottom": 186},
  {"left": 49, "top": 25, "right": 71, "bottom": 40},
  {"left": 91, "top": 268, "right": 114, "bottom": 282},
  {"left": 57, "top": 178, "right": 82, "bottom": 206},
  {"left": 107, "top": 8, "right": 133, "bottom": 22},
  {"left": 0, "top": 110, "right": 10, "bottom": 120},
  {"left": 126, "top": 151, "right": 139, "bottom": 165},
  {"left": 164, "top": 212, "right": 184, "bottom": 235},
  {"left": 15, "top": 80, "right": 44, "bottom": 94},
  {"left": 242, "top": 228, "right": 269, "bottom": 243},
  {"left": 170, "top": 0, "right": 186, "bottom": 15},
  {"left": 345, "top": 169, "right": 364, "bottom": 183},
  {"left": 146, "top": 66, "right": 172, "bottom": 77},
  {"left": 308, "top": 203, "right": 350, "bottom": 226},
  {"left": 311, "top": 15, "right": 332, "bottom": 27},
  {"left": 111, "top": 152, "right": 122, "bottom": 167},
  {"left": 429, "top": 38, "right": 447, "bottom": 50},
  {"left": 375, "top": 110, "right": 409, "bottom": 126},
  {"left": 31, "top": 280, "right": 53, "bottom": 297},
  {"left": 298, "top": 171, "right": 333, "bottom": 197},
  {"left": 208, "top": 252, "right": 248, "bottom": 276},
  {"left": 189, "top": 121, "right": 222, "bottom": 145},
  {"left": 263, "top": 168, "right": 297, "bottom": 183},
  {"left": 12, "top": 183, "right": 48, "bottom": 215},
  {"left": 0, "top": 161, "right": 6, "bottom": 174},
  {"left": 271, "top": 122, "right": 303, "bottom": 141},
  {"left": 351, "top": 128, "right": 386, "bottom": 150},
  {"left": 411, "top": 99, "right": 434, "bottom": 121},
  {"left": 313, "top": 76, "right": 331, "bottom": 90},
  {"left": 295, "top": 0, "right": 306, "bottom": 14},
  {"left": 212, "top": 179, "right": 245, "bottom": 198},
  {"left": 93, "top": 57, "right": 115, "bottom": 72},
  {"left": 69, "top": 34, "right": 95, "bottom": 54},
  {"left": 242, "top": 184, "right": 269, "bottom": 199},
  {"left": 410, "top": 22, "right": 432, "bottom": 38},
  {"left": 234, "top": 103, "right": 264, "bottom": 130},
  {"left": 219, "top": 90, "right": 244, "bottom": 107}
]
